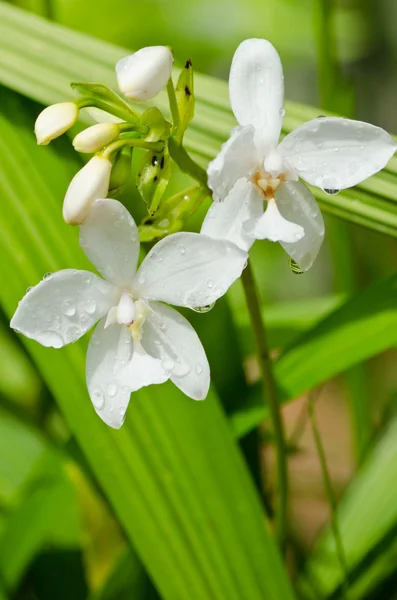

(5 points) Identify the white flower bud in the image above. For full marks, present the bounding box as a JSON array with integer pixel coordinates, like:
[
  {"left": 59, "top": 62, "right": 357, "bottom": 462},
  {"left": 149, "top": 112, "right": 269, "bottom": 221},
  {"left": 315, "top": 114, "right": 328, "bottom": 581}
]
[
  {"left": 63, "top": 156, "right": 112, "bottom": 225},
  {"left": 35, "top": 102, "right": 78, "bottom": 145},
  {"left": 116, "top": 46, "right": 174, "bottom": 101},
  {"left": 73, "top": 123, "right": 120, "bottom": 153}
]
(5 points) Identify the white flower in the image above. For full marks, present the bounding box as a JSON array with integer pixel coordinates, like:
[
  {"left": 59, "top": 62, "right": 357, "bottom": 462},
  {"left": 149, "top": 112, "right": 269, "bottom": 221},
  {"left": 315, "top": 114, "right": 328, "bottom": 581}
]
[
  {"left": 201, "top": 38, "right": 397, "bottom": 271},
  {"left": 35, "top": 102, "right": 78, "bottom": 145},
  {"left": 116, "top": 46, "right": 174, "bottom": 101},
  {"left": 11, "top": 199, "right": 247, "bottom": 429},
  {"left": 63, "top": 156, "right": 112, "bottom": 225},
  {"left": 73, "top": 123, "right": 120, "bottom": 153}
]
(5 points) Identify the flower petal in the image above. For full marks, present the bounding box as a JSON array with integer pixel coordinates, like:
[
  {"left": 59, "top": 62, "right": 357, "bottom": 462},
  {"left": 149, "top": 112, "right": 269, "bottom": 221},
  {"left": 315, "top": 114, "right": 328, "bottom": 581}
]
[
  {"left": 201, "top": 177, "right": 264, "bottom": 251},
  {"left": 245, "top": 198, "right": 304, "bottom": 244},
  {"left": 278, "top": 117, "right": 397, "bottom": 190},
  {"left": 80, "top": 199, "right": 140, "bottom": 288},
  {"left": 142, "top": 302, "right": 210, "bottom": 400},
  {"left": 276, "top": 181, "right": 325, "bottom": 271},
  {"left": 207, "top": 125, "right": 258, "bottom": 201},
  {"left": 229, "top": 38, "right": 284, "bottom": 146},
  {"left": 86, "top": 319, "right": 167, "bottom": 429},
  {"left": 10, "top": 270, "right": 118, "bottom": 348},
  {"left": 133, "top": 232, "right": 248, "bottom": 309}
]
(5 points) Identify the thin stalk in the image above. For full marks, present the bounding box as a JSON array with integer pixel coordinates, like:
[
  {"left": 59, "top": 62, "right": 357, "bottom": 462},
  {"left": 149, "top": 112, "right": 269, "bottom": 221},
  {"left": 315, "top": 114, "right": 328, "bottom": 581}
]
[
  {"left": 308, "top": 393, "right": 350, "bottom": 599},
  {"left": 167, "top": 77, "right": 180, "bottom": 133},
  {"left": 314, "top": 0, "right": 372, "bottom": 463},
  {"left": 168, "top": 137, "right": 209, "bottom": 189},
  {"left": 241, "top": 261, "right": 288, "bottom": 548},
  {"left": 101, "top": 138, "right": 164, "bottom": 158}
]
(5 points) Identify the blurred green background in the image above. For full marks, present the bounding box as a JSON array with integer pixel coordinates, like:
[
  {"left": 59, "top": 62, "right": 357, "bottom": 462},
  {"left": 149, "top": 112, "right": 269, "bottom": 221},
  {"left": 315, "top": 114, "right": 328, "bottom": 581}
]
[{"left": 2, "top": 0, "right": 397, "bottom": 598}]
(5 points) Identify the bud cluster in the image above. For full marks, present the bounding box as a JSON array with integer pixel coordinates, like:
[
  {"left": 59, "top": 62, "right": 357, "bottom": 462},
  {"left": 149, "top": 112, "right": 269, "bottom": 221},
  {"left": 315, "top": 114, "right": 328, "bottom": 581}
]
[{"left": 34, "top": 45, "right": 207, "bottom": 229}]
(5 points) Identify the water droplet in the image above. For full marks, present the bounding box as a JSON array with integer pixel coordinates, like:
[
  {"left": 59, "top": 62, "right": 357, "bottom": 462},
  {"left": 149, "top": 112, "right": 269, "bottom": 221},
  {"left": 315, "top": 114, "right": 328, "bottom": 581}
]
[
  {"left": 93, "top": 389, "right": 105, "bottom": 409},
  {"left": 107, "top": 383, "right": 118, "bottom": 397},
  {"left": 324, "top": 188, "right": 340, "bottom": 195},
  {"left": 119, "top": 405, "right": 127, "bottom": 417},
  {"left": 43, "top": 272, "right": 52, "bottom": 279},
  {"left": 162, "top": 359, "right": 175, "bottom": 372},
  {"left": 159, "top": 322, "right": 166, "bottom": 331},
  {"left": 154, "top": 339, "right": 161, "bottom": 345},
  {"left": 279, "top": 108, "right": 285, "bottom": 118},
  {"left": 63, "top": 300, "right": 76, "bottom": 316},
  {"left": 36, "top": 330, "right": 64, "bottom": 348},
  {"left": 192, "top": 302, "right": 215, "bottom": 313},
  {"left": 207, "top": 280, "right": 213, "bottom": 288},
  {"left": 196, "top": 364, "right": 203, "bottom": 374},
  {"left": 26, "top": 286, "right": 33, "bottom": 294},
  {"left": 65, "top": 325, "right": 80, "bottom": 342},
  {"left": 83, "top": 276, "right": 91, "bottom": 285},
  {"left": 122, "top": 386, "right": 129, "bottom": 394},
  {"left": 179, "top": 245, "right": 186, "bottom": 255},
  {"left": 85, "top": 298, "right": 96, "bottom": 314},
  {"left": 139, "top": 274, "right": 146, "bottom": 285}
]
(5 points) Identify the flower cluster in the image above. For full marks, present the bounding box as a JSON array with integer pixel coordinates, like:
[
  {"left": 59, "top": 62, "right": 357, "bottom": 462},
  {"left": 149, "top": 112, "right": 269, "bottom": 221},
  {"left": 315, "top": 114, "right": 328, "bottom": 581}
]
[{"left": 11, "top": 39, "right": 396, "bottom": 428}]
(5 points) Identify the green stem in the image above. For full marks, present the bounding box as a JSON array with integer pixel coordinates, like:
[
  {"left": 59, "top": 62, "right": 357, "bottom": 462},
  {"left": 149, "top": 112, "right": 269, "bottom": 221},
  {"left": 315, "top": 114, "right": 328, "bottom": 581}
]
[
  {"left": 168, "top": 137, "right": 209, "bottom": 189},
  {"left": 308, "top": 393, "right": 350, "bottom": 598},
  {"left": 167, "top": 77, "right": 180, "bottom": 133},
  {"left": 241, "top": 261, "right": 288, "bottom": 548},
  {"left": 101, "top": 138, "right": 164, "bottom": 159}
]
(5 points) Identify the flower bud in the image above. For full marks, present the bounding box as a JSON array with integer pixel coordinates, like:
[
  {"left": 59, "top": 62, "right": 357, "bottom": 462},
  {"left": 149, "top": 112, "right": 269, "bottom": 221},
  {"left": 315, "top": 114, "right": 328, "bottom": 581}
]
[
  {"left": 72, "top": 123, "right": 120, "bottom": 153},
  {"left": 35, "top": 102, "right": 78, "bottom": 145},
  {"left": 63, "top": 156, "right": 112, "bottom": 225},
  {"left": 116, "top": 46, "right": 173, "bottom": 101}
]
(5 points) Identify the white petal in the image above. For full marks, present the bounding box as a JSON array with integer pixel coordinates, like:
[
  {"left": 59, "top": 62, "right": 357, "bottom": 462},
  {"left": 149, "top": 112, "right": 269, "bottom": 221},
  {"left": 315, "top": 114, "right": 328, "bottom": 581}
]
[
  {"left": 229, "top": 39, "right": 284, "bottom": 146},
  {"left": 142, "top": 302, "right": 210, "bottom": 400},
  {"left": 201, "top": 177, "right": 263, "bottom": 251},
  {"left": 80, "top": 199, "right": 140, "bottom": 289},
  {"left": 11, "top": 270, "right": 118, "bottom": 348},
  {"left": 207, "top": 125, "right": 258, "bottom": 201},
  {"left": 246, "top": 198, "right": 304, "bottom": 244},
  {"left": 116, "top": 46, "right": 174, "bottom": 101},
  {"left": 279, "top": 117, "right": 397, "bottom": 190},
  {"left": 133, "top": 232, "right": 248, "bottom": 309},
  {"left": 86, "top": 320, "right": 167, "bottom": 429},
  {"left": 35, "top": 102, "right": 78, "bottom": 145},
  {"left": 276, "top": 181, "right": 325, "bottom": 271},
  {"left": 63, "top": 156, "right": 112, "bottom": 225},
  {"left": 73, "top": 123, "right": 120, "bottom": 154}
]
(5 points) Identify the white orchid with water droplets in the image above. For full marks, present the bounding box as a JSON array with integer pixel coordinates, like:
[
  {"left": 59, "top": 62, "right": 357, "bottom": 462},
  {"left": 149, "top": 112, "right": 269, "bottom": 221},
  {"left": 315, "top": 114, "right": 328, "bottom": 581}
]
[
  {"left": 201, "top": 38, "right": 397, "bottom": 270},
  {"left": 11, "top": 199, "right": 247, "bottom": 429}
]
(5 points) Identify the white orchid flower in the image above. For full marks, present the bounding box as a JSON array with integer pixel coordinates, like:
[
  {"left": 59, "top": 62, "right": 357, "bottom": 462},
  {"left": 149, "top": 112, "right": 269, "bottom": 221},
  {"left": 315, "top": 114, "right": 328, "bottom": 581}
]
[
  {"left": 11, "top": 199, "right": 247, "bottom": 429},
  {"left": 201, "top": 38, "right": 397, "bottom": 270},
  {"left": 116, "top": 46, "right": 174, "bottom": 102}
]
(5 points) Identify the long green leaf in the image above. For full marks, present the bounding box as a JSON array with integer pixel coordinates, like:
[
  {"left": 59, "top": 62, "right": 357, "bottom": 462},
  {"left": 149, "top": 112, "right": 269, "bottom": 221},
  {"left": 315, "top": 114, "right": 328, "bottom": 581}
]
[
  {"left": 230, "top": 275, "right": 397, "bottom": 437},
  {"left": 0, "top": 90, "right": 294, "bottom": 600},
  {"left": 0, "top": 2, "right": 397, "bottom": 237},
  {"left": 297, "top": 418, "right": 397, "bottom": 599}
]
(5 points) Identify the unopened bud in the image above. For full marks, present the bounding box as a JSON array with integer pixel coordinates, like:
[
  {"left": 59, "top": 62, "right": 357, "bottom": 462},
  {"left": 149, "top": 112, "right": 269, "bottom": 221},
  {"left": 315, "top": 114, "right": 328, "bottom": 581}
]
[
  {"left": 73, "top": 123, "right": 120, "bottom": 153},
  {"left": 35, "top": 102, "right": 78, "bottom": 145},
  {"left": 63, "top": 156, "right": 112, "bottom": 225},
  {"left": 116, "top": 46, "right": 174, "bottom": 101}
]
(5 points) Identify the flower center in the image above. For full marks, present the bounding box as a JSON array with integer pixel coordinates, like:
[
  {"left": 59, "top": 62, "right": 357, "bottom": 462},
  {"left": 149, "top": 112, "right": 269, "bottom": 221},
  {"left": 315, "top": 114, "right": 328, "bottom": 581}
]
[
  {"left": 105, "top": 292, "right": 150, "bottom": 343},
  {"left": 251, "top": 149, "right": 289, "bottom": 201}
]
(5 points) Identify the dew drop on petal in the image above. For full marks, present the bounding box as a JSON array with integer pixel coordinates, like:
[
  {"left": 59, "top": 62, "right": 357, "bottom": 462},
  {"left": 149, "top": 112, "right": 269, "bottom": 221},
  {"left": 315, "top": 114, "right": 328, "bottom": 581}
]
[
  {"left": 63, "top": 300, "right": 76, "bottom": 317},
  {"left": 192, "top": 302, "right": 215, "bottom": 313},
  {"left": 85, "top": 298, "right": 97, "bottom": 314},
  {"left": 324, "top": 188, "right": 340, "bottom": 196},
  {"left": 179, "top": 245, "right": 186, "bottom": 255},
  {"left": 65, "top": 325, "right": 81, "bottom": 342},
  {"left": 107, "top": 383, "right": 118, "bottom": 397},
  {"left": 196, "top": 364, "right": 203, "bottom": 375},
  {"left": 43, "top": 272, "right": 52, "bottom": 280},
  {"left": 207, "top": 280, "right": 213, "bottom": 289},
  {"left": 93, "top": 389, "right": 105, "bottom": 409},
  {"left": 26, "top": 286, "right": 33, "bottom": 294},
  {"left": 162, "top": 359, "right": 175, "bottom": 372}
]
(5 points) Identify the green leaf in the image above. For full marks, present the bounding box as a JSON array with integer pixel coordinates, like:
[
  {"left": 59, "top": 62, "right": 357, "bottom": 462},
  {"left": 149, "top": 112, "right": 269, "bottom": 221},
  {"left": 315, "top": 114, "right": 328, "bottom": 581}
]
[
  {"left": 0, "top": 89, "right": 295, "bottom": 600},
  {"left": 297, "top": 417, "right": 397, "bottom": 600},
  {"left": 0, "top": 2, "right": 397, "bottom": 237},
  {"left": 230, "top": 276, "right": 397, "bottom": 437},
  {"left": 71, "top": 82, "right": 139, "bottom": 123},
  {"left": 88, "top": 548, "right": 151, "bottom": 600}
]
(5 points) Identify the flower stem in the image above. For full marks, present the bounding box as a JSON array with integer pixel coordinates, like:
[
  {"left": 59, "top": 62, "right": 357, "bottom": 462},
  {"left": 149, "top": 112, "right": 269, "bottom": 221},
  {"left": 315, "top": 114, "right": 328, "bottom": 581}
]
[
  {"left": 241, "top": 260, "right": 288, "bottom": 548},
  {"left": 101, "top": 138, "right": 164, "bottom": 158},
  {"left": 308, "top": 392, "right": 350, "bottom": 598},
  {"left": 167, "top": 77, "right": 180, "bottom": 133},
  {"left": 168, "top": 137, "right": 209, "bottom": 189}
]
